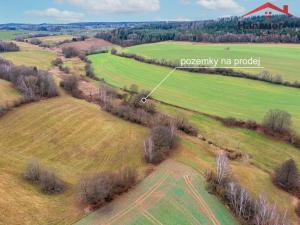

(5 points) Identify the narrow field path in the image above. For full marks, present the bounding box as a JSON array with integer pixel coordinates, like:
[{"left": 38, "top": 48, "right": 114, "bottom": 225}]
[{"left": 184, "top": 175, "right": 220, "bottom": 225}]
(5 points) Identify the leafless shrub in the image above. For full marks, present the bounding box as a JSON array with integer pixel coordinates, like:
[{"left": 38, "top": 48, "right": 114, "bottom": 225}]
[
  {"left": 62, "top": 47, "right": 80, "bottom": 58},
  {"left": 29, "top": 38, "right": 42, "bottom": 45},
  {"left": 40, "top": 169, "right": 65, "bottom": 194},
  {"left": 263, "top": 109, "right": 291, "bottom": 133},
  {"left": 51, "top": 58, "right": 63, "bottom": 67},
  {"left": 226, "top": 182, "right": 254, "bottom": 221},
  {"left": 143, "top": 125, "right": 177, "bottom": 164},
  {"left": 253, "top": 195, "right": 289, "bottom": 225},
  {"left": 23, "top": 159, "right": 40, "bottom": 182},
  {"left": 273, "top": 159, "right": 299, "bottom": 193},
  {"left": 0, "top": 41, "right": 19, "bottom": 52},
  {"left": 175, "top": 115, "right": 198, "bottom": 136},
  {"left": 60, "top": 75, "right": 80, "bottom": 97},
  {"left": 216, "top": 153, "right": 231, "bottom": 184},
  {"left": 113, "top": 167, "right": 137, "bottom": 195}
]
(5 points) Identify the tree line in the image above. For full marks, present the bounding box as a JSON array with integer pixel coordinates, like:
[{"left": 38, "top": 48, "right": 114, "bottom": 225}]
[
  {"left": 0, "top": 41, "right": 19, "bottom": 52},
  {"left": 95, "top": 15, "right": 300, "bottom": 46},
  {"left": 0, "top": 57, "right": 58, "bottom": 116}
]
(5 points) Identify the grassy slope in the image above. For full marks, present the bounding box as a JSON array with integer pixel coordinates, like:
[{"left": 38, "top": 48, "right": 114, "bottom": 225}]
[
  {"left": 0, "top": 96, "right": 149, "bottom": 225},
  {"left": 0, "top": 79, "right": 21, "bottom": 105},
  {"left": 124, "top": 42, "right": 300, "bottom": 82},
  {"left": 89, "top": 53, "right": 300, "bottom": 132},
  {"left": 0, "top": 42, "right": 55, "bottom": 70},
  {"left": 75, "top": 160, "right": 238, "bottom": 225}
]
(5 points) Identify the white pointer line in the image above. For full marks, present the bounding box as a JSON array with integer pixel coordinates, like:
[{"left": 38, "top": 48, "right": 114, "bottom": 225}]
[{"left": 143, "top": 66, "right": 264, "bottom": 101}]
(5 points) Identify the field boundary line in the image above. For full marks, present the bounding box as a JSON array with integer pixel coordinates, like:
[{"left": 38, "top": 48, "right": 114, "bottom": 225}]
[
  {"left": 184, "top": 175, "right": 220, "bottom": 225},
  {"left": 102, "top": 173, "right": 169, "bottom": 225},
  {"left": 142, "top": 210, "right": 164, "bottom": 225}
]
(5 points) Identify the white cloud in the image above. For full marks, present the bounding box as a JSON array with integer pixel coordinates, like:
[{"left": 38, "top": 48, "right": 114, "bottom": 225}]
[
  {"left": 197, "top": 0, "right": 245, "bottom": 13},
  {"left": 26, "top": 8, "right": 84, "bottom": 22},
  {"left": 56, "top": 0, "right": 160, "bottom": 14}
]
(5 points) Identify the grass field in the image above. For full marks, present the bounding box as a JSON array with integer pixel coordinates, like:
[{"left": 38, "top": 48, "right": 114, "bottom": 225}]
[
  {"left": 36, "top": 35, "right": 74, "bottom": 45},
  {"left": 0, "top": 80, "right": 21, "bottom": 106},
  {"left": 75, "top": 160, "right": 237, "bottom": 225},
  {"left": 124, "top": 42, "right": 300, "bottom": 82},
  {"left": 89, "top": 53, "right": 300, "bottom": 132},
  {"left": 0, "top": 96, "right": 149, "bottom": 225},
  {"left": 0, "top": 42, "right": 55, "bottom": 70},
  {"left": 0, "top": 30, "right": 28, "bottom": 40}
]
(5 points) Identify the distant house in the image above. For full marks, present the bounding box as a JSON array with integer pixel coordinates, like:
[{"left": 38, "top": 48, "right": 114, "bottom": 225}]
[{"left": 242, "top": 2, "right": 294, "bottom": 18}]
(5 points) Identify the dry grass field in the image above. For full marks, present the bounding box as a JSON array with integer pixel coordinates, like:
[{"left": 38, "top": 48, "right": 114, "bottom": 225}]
[{"left": 0, "top": 96, "right": 149, "bottom": 225}]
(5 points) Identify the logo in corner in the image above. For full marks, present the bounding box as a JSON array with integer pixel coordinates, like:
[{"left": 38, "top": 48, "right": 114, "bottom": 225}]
[{"left": 242, "top": 2, "right": 294, "bottom": 19}]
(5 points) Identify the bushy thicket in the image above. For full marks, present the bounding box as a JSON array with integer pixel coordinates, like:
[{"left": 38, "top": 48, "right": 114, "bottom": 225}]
[
  {"left": 24, "top": 160, "right": 65, "bottom": 194},
  {"left": 59, "top": 75, "right": 80, "bottom": 97},
  {"left": 221, "top": 117, "right": 258, "bottom": 130},
  {"left": 98, "top": 84, "right": 198, "bottom": 136},
  {"left": 77, "top": 167, "right": 137, "bottom": 209},
  {"left": 206, "top": 154, "right": 290, "bottom": 225},
  {"left": 263, "top": 109, "right": 292, "bottom": 133},
  {"left": 111, "top": 50, "right": 300, "bottom": 89},
  {"left": 143, "top": 124, "right": 177, "bottom": 164},
  {"left": 0, "top": 57, "right": 58, "bottom": 101},
  {"left": 0, "top": 41, "right": 19, "bottom": 52},
  {"left": 51, "top": 58, "right": 63, "bottom": 67},
  {"left": 62, "top": 47, "right": 80, "bottom": 58},
  {"left": 29, "top": 38, "right": 42, "bottom": 46},
  {"left": 273, "top": 159, "right": 299, "bottom": 194}
]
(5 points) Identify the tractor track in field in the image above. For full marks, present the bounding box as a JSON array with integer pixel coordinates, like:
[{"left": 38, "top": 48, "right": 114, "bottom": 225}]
[
  {"left": 141, "top": 210, "right": 163, "bottom": 225},
  {"left": 184, "top": 175, "right": 220, "bottom": 225},
  {"left": 101, "top": 173, "right": 168, "bottom": 225}
]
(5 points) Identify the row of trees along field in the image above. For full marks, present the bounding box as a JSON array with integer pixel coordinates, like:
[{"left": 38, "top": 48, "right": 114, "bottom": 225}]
[{"left": 95, "top": 15, "right": 300, "bottom": 46}]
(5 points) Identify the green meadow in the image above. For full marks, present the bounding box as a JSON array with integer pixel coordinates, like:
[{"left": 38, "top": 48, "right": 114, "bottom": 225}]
[
  {"left": 89, "top": 53, "right": 300, "bottom": 132},
  {"left": 124, "top": 42, "right": 300, "bottom": 82}
]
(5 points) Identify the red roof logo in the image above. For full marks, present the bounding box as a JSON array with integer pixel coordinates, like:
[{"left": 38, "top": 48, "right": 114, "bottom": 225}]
[{"left": 242, "top": 2, "right": 293, "bottom": 18}]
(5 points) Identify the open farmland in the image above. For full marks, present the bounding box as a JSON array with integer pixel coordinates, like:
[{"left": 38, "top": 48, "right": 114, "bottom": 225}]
[
  {"left": 0, "top": 79, "right": 21, "bottom": 106},
  {"left": 0, "top": 30, "right": 28, "bottom": 40},
  {"left": 124, "top": 42, "right": 300, "bottom": 83},
  {"left": 0, "top": 96, "right": 149, "bottom": 225},
  {"left": 0, "top": 42, "right": 55, "bottom": 70},
  {"left": 37, "top": 35, "right": 74, "bottom": 45},
  {"left": 60, "top": 38, "right": 113, "bottom": 52},
  {"left": 75, "top": 160, "right": 237, "bottom": 225},
  {"left": 89, "top": 53, "right": 300, "bottom": 132}
]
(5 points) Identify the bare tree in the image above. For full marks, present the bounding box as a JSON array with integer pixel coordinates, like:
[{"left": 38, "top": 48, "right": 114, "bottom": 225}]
[
  {"left": 253, "top": 195, "right": 289, "bottom": 225},
  {"left": 216, "top": 153, "right": 230, "bottom": 184},
  {"left": 273, "top": 159, "right": 299, "bottom": 192},
  {"left": 263, "top": 109, "right": 291, "bottom": 133}
]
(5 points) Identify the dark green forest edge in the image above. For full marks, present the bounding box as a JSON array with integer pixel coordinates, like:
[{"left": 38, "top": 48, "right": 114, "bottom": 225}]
[{"left": 95, "top": 16, "right": 300, "bottom": 45}]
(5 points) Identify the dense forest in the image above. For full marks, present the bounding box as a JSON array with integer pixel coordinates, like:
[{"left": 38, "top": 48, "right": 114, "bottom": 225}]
[{"left": 95, "top": 16, "right": 300, "bottom": 46}]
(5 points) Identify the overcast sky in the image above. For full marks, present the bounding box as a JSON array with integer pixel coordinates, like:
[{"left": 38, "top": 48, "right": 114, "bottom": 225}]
[{"left": 0, "top": 0, "right": 299, "bottom": 23}]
